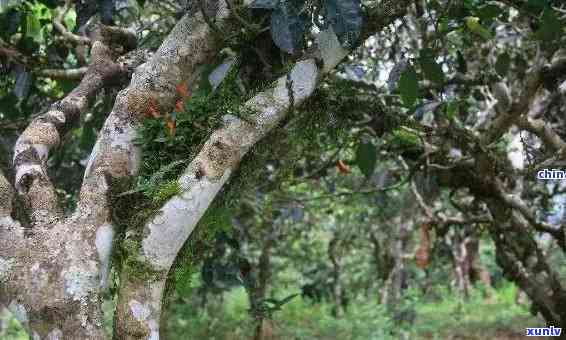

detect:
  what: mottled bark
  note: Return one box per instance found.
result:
[1,23,137,339]
[449,228,473,299]
[13,25,135,225]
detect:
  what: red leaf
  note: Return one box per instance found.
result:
[337,160,351,174]
[166,116,176,136]
[415,223,432,268]
[176,82,189,98]
[145,98,161,118]
[175,99,185,112]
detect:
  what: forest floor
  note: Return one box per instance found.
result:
[0,283,552,339]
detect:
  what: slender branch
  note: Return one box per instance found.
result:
[53,0,91,45]
[38,67,88,80]
[516,115,566,152]
[494,179,566,250]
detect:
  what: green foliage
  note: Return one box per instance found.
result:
[120,235,165,281]
[172,201,234,297]
[254,0,363,54]
[0,309,27,340]
[465,16,494,40]
[164,283,539,340]
[495,52,511,77]
[456,50,467,73]
[411,283,537,339]
[398,65,419,107]
[355,137,377,179]
[389,128,421,151]
[26,1,51,43]
[132,62,245,201]
[535,8,562,42]
[152,180,181,205]
[419,48,445,84]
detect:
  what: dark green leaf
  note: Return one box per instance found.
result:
[79,125,96,150]
[270,2,307,54]
[325,0,363,48]
[355,139,377,178]
[37,0,57,8]
[495,52,511,77]
[445,101,458,120]
[398,65,419,107]
[523,0,547,15]
[475,4,502,21]
[58,79,79,94]
[419,48,444,84]
[387,59,408,91]
[535,8,561,42]
[456,50,467,74]
[24,12,42,43]
[250,0,279,9]
[465,16,494,40]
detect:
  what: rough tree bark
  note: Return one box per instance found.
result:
[1,23,138,338]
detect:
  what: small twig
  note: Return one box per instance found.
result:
[38,67,88,80]
[199,0,225,38]
[226,0,257,32]
[53,0,91,45]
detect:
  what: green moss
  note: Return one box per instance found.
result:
[169,199,234,296]
[132,58,247,203]
[152,180,181,205]
[120,234,165,281]
[389,128,422,154]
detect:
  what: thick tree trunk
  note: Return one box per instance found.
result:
[450,231,473,299]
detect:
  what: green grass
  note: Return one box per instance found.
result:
[0,282,546,340]
[410,283,544,339]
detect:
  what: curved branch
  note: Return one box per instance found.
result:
[12,25,136,225]
[113,1,413,337]
[38,67,88,80]
[516,115,566,152]
[53,0,91,45]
